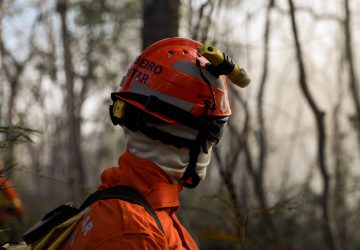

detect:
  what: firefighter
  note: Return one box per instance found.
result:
[0,175,25,244]
[64,37,249,249]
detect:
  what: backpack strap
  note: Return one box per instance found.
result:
[80,185,164,233]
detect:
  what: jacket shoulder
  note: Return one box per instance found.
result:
[64,199,168,250]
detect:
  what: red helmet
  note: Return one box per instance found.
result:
[112,37,231,124]
[110,37,235,188]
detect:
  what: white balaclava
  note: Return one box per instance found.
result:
[124,124,212,184]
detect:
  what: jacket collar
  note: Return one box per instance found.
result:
[98,149,182,210]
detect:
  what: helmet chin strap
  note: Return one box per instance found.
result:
[180,132,207,189]
[178,59,218,188]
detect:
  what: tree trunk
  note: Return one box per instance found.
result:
[0,13,30,176]
[287,1,337,250]
[57,0,86,196]
[343,0,360,150]
[142,0,180,49]
[332,36,348,250]
[255,0,278,242]
[190,0,215,43]
[214,87,250,249]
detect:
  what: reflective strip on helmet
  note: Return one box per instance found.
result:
[172,60,224,90]
[129,81,194,112]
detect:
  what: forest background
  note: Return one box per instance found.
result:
[1,0,360,249]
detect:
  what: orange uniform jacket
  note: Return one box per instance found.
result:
[64,149,199,250]
[0,176,24,223]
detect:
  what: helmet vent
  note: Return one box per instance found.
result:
[182,49,188,54]
[168,51,174,57]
